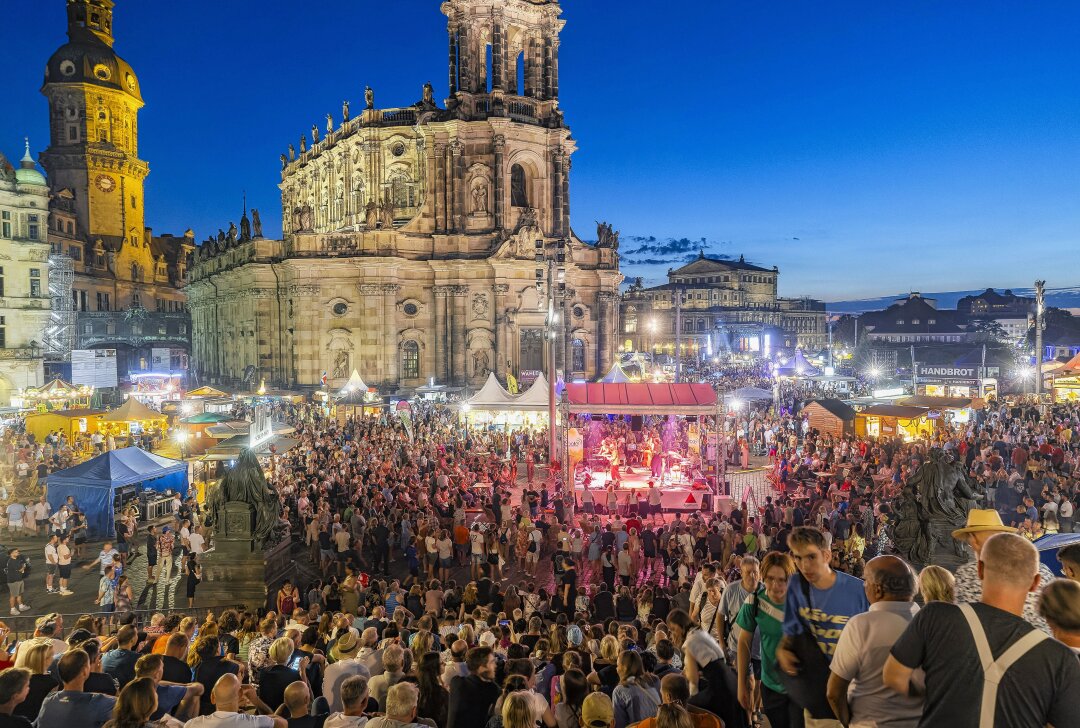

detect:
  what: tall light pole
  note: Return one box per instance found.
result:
[536,238,566,480]
[1034,280,1045,397]
[673,288,683,383]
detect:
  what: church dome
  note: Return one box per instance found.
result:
[43,37,142,102]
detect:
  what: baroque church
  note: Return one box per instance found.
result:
[187,0,622,391]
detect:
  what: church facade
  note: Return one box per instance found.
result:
[187,0,622,391]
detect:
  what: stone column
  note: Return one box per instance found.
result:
[597,291,614,375]
[562,295,572,376]
[434,142,446,233]
[382,284,400,388]
[358,283,381,378]
[551,39,560,99]
[551,149,564,239]
[448,24,458,95]
[562,155,571,237]
[450,141,465,232]
[434,286,449,382]
[493,135,506,231]
[542,32,554,100]
[491,15,504,91]
[459,23,472,93]
[451,285,468,385]
[524,36,536,98]
[494,283,508,376]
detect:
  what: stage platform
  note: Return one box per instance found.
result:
[574,468,711,511]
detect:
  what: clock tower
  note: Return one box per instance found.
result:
[40,0,149,260]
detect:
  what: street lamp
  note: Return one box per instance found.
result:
[174,429,189,459]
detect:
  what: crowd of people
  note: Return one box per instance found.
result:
[0,388,1078,727]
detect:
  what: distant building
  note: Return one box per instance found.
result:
[858,293,969,345]
[619,252,827,357]
[39,0,193,380]
[0,142,51,405]
[957,288,1034,318]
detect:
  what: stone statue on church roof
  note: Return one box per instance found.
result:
[365,85,375,109]
[252,209,263,238]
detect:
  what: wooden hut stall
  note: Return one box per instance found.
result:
[803,399,856,438]
[855,405,932,441]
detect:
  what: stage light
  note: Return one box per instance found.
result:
[730,399,742,410]
[869,367,881,379]
[174,430,188,443]
[461,403,472,413]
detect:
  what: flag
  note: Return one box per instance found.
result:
[321,371,328,386]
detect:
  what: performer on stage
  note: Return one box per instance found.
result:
[609,449,622,484]
[651,448,664,479]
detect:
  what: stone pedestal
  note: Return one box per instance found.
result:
[199,502,295,610]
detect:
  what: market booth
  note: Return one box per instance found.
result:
[855,404,932,441]
[24,409,105,446]
[897,395,983,425]
[802,399,856,438]
[44,447,188,538]
[178,412,233,454]
[98,397,169,446]
[565,382,719,511]
[463,373,550,428]
[1052,353,1080,403]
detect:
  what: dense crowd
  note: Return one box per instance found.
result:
[0,393,1078,727]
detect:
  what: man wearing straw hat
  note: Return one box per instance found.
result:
[952,509,1057,633]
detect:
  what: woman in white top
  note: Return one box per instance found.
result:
[667,608,742,728]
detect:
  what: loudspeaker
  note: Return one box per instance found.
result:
[631,416,642,431]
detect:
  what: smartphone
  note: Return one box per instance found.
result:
[288,654,303,671]
[6,642,16,656]
[498,620,510,627]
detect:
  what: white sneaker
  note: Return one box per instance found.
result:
[59,589,73,596]
[9,609,17,616]
[18,604,30,611]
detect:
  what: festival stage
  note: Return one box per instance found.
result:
[574,467,712,511]
[572,465,776,513]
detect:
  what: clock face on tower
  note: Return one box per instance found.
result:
[95,174,116,193]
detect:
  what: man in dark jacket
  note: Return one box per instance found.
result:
[592,584,615,621]
[447,647,499,728]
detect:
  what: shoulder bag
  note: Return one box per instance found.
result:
[775,574,834,720]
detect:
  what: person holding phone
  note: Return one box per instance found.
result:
[257,637,308,713]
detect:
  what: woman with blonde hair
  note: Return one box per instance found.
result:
[501,689,537,728]
[14,640,57,720]
[410,629,434,668]
[918,564,956,603]
[655,703,695,728]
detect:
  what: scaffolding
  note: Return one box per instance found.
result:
[43,254,75,361]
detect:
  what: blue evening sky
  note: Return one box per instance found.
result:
[4,1,1079,300]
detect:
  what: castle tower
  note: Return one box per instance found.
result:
[40,0,149,263]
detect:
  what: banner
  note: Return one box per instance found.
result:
[567,428,583,468]
[688,423,700,455]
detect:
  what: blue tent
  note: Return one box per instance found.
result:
[1034,533,1080,576]
[45,448,188,539]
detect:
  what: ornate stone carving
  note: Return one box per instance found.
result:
[358,284,382,295]
[493,284,510,294]
[472,292,489,316]
[433,286,453,298]
[379,283,401,294]
[450,285,469,297]
[288,284,320,296]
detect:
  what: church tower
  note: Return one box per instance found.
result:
[40,0,149,257]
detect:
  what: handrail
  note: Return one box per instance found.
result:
[3,603,247,642]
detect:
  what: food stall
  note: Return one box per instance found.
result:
[802,399,856,438]
[97,397,169,448]
[897,395,983,425]
[854,404,932,441]
[24,409,105,449]
[177,412,233,455]
[1052,353,1080,403]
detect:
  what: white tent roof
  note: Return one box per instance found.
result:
[514,373,551,410]
[730,386,774,401]
[336,370,369,398]
[465,373,519,410]
[599,362,633,383]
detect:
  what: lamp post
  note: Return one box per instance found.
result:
[536,238,566,481]
[1034,280,1045,398]
[174,429,189,460]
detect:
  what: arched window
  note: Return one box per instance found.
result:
[402,340,420,379]
[571,339,585,373]
[510,164,528,207]
[391,175,414,209]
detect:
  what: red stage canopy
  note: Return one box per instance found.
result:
[566,383,718,415]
